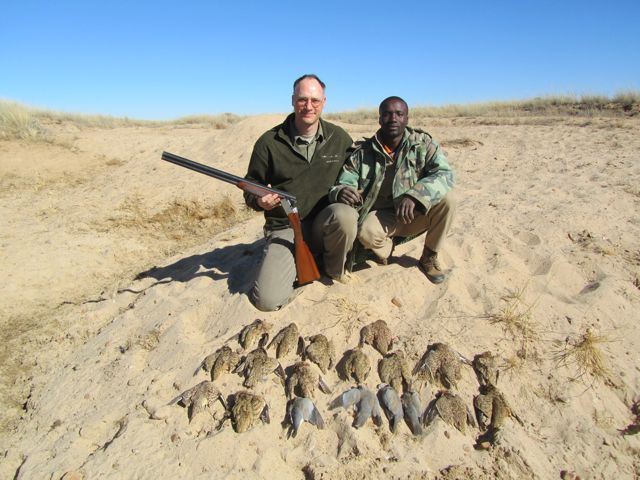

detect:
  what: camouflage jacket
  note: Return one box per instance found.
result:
[328,127,455,223]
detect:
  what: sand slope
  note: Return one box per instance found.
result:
[1,113,639,479]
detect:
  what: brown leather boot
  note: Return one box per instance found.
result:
[419,248,446,284]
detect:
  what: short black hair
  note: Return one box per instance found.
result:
[293,74,326,93]
[379,96,408,113]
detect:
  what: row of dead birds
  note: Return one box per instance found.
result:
[169,319,522,446]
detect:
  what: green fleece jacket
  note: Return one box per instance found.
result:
[244,113,353,232]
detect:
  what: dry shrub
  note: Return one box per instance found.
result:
[0,101,49,141]
[327,296,367,339]
[551,328,612,382]
[329,296,365,322]
[487,285,538,340]
[484,284,539,361]
[102,195,252,241]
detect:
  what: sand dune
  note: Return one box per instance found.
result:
[1,112,639,479]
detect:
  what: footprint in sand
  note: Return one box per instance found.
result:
[513,230,542,246]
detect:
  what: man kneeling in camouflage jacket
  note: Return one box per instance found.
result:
[325,96,456,283]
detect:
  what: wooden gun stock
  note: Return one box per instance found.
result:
[161,151,320,285]
[286,209,320,286]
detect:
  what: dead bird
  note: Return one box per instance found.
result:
[286,397,325,438]
[413,342,469,389]
[286,361,332,399]
[233,343,285,389]
[330,386,383,429]
[267,322,303,359]
[238,319,272,350]
[377,383,404,433]
[474,384,522,447]
[423,390,476,434]
[194,345,240,381]
[378,350,412,394]
[169,380,226,423]
[359,319,393,355]
[230,391,270,433]
[303,334,336,374]
[472,351,500,387]
[341,347,371,384]
[401,390,424,436]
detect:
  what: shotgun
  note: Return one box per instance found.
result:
[161,151,321,285]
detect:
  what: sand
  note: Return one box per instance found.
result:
[1,111,639,479]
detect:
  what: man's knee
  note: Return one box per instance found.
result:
[357,215,384,249]
[325,203,358,234]
[436,191,457,217]
[250,284,292,312]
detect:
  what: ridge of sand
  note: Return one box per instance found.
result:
[1,114,639,479]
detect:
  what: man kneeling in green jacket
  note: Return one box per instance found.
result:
[326,96,456,283]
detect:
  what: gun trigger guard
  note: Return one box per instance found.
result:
[280,198,295,215]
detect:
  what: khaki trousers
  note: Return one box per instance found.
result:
[250,204,358,311]
[359,193,456,260]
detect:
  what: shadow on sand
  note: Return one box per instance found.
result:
[125,240,264,295]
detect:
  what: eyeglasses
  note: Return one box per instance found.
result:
[295,97,323,108]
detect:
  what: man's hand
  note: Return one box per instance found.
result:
[337,186,363,207]
[257,184,281,210]
[396,196,416,224]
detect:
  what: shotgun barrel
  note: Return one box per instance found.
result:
[161,151,320,285]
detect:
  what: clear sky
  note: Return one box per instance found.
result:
[1,0,638,120]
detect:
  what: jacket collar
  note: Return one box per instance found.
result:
[279,113,328,145]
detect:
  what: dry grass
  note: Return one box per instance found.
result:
[137,328,162,351]
[551,327,613,382]
[0,101,50,141]
[326,92,640,124]
[326,296,367,339]
[441,137,483,148]
[567,230,617,256]
[484,284,539,360]
[0,99,244,142]
[100,195,253,241]
[487,284,538,340]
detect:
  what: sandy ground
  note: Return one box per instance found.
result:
[1,112,639,479]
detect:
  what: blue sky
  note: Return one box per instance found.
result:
[1,0,638,120]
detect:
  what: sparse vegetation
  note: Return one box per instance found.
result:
[137,328,162,351]
[101,194,253,241]
[327,296,367,339]
[567,230,617,256]
[551,327,613,382]
[326,92,640,124]
[485,284,538,360]
[0,100,244,142]
[0,101,49,141]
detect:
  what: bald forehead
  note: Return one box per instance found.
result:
[294,77,325,96]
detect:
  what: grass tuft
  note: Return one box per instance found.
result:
[100,195,253,241]
[488,284,538,340]
[551,327,612,381]
[484,284,539,361]
[0,101,49,141]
